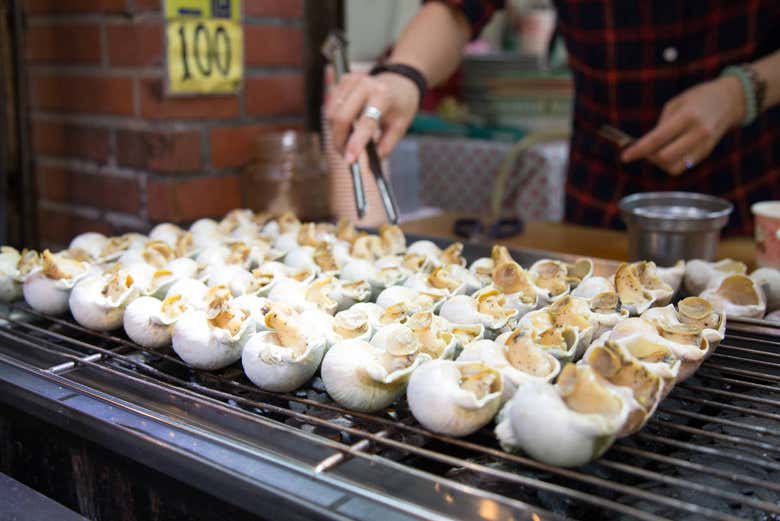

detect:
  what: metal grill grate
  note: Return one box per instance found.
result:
[1,301,779,521]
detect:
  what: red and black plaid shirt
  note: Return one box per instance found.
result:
[433,0,780,234]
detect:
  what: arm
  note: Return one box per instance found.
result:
[622,49,780,175]
[326,2,471,163]
[388,2,472,87]
[751,50,780,109]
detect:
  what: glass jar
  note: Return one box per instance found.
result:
[241,131,331,221]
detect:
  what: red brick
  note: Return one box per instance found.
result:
[245,74,304,116]
[147,176,241,222]
[24,0,127,15]
[31,120,110,163]
[244,25,302,67]
[38,208,115,247]
[131,0,160,12]
[107,22,163,67]
[116,129,201,172]
[37,165,67,202]
[139,77,240,119]
[37,165,141,214]
[30,74,134,116]
[209,123,303,169]
[244,0,302,18]
[26,23,101,64]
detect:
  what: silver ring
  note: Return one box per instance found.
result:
[362,105,382,122]
[684,157,695,170]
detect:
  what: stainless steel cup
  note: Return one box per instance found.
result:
[619,192,733,266]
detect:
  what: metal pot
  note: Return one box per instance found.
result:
[619,191,733,266]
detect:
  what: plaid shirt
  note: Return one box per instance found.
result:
[432,0,780,234]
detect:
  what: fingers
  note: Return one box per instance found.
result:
[621,106,690,163]
[326,73,414,162]
[650,126,709,175]
[325,72,363,118]
[377,120,408,158]
[328,79,371,155]
[668,142,710,176]
[344,87,390,164]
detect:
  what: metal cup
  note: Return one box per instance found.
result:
[619,192,733,266]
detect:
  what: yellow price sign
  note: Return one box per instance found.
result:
[165,0,240,21]
[165,0,242,95]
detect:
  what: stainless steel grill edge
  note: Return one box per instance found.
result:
[1,238,778,521]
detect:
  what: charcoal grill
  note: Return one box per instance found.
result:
[0,240,779,521]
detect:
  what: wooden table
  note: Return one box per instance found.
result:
[401,212,756,268]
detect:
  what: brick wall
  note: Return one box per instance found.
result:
[23,0,306,249]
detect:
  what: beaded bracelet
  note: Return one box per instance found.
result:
[721,64,767,127]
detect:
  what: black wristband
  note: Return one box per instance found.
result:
[370,63,428,108]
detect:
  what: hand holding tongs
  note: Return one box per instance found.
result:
[321,31,400,224]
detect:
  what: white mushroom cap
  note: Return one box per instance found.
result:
[166,278,209,309]
[407,240,442,260]
[656,260,685,295]
[123,295,184,348]
[495,365,628,467]
[23,271,71,314]
[206,265,253,297]
[149,223,183,248]
[376,285,419,309]
[69,271,139,331]
[189,218,221,248]
[231,294,271,331]
[571,276,614,300]
[321,339,429,413]
[407,360,503,437]
[700,274,766,319]
[171,308,252,370]
[0,247,22,302]
[69,232,107,259]
[22,251,91,314]
[273,232,299,254]
[750,267,780,312]
[684,258,746,295]
[459,337,560,403]
[242,323,326,393]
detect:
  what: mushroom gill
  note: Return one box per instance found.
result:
[678,296,722,330]
[715,274,761,306]
[532,261,568,296]
[557,364,623,415]
[41,250,85,280]
[265,304,308,356]
[379,224,406,255]
[587,342,662,409]
[440,242,465,266]
[458,363,501,400]
[143,241,176,268]
[206,286,247,336]
[492,261,535,302]
[503,330,556,377]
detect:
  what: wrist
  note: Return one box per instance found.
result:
[718,75,746,130]
[376,72,422,107]
[720,63,767,127]
[370,63,428,108]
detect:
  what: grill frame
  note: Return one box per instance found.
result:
[1,239,778,521]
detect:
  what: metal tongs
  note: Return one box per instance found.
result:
[321,31,400,224]
[597,124,635,149]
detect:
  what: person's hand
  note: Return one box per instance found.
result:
[621,76,746,175]
[325,72,420,163]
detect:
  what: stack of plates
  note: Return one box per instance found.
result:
[462,53,573,132]
[323,64,391,227]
